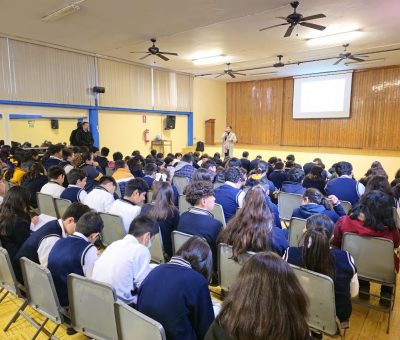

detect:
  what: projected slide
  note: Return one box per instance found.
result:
[293,72,353,119]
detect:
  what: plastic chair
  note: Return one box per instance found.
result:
[20,257,65,339]
[99,212,127,246]
[171,230,193,254]
[340,201,352,214]
[54,198,71,218]
[68,274,118,339]
[178,195,192,215]
[278,192,302,223]
[213,203,226,228]
[172,176,189,195]
[292,265,342,338]
[114,300,166,340]
[150,230,166,264]
[218,243,254,293]
[37,192,58,218]
[288,218,307,247]
[342,233,396,333]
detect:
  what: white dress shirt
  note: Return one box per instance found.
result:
[84,186,115,212]
[107,199,141,233]
[40,181,65,198]
[92,234,152,304]
[37,219,66,267]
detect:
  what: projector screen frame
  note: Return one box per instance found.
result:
[292,71,353,120]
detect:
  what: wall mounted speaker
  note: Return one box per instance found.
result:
[93,86,106,93]
[51,119,59,129]
[165,115,176,130]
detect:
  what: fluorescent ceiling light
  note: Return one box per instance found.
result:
[42,0,85,22]
[307,30,362,46]
[345,58,385,66]
[192,55,228,65]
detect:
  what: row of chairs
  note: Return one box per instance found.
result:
[36,192,71,219]
[0,247,166,339]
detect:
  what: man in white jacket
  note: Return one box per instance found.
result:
[221,126,237,158]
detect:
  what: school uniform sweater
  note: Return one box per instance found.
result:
[44,156,62,171]
[292,203,346,223]
[137,257,214,340]
[47,234,95,306]
[60,185,87,203]
[284,246,357,322]
[325,176,365,206]
[268,170,288,190]
[302,177,327,195]
[281,181,306,195]
[214,184,244,222]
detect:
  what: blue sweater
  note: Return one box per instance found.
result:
[284,246,356,322]
[60,186,83,202]
[269,227,289,256]
[268,170,288,190]
[292,203,346,223]
[325,177,363,206]
[137,261,214,340]
[281,181,306,195]
[214,184,243,222]
[44,157,61,171]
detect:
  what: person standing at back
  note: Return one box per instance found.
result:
[69,121,82,146]
[75,121,94,148]
[221,126,237,158]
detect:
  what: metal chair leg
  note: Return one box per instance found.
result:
[4,300,28,331]
[32,317,49,340]
[48,323,60,340]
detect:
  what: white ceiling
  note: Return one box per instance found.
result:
[1,0,400,81]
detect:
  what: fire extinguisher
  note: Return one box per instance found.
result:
[144,129,150,143]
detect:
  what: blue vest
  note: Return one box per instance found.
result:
[214,184,242,222]
[48,235,94,306]
[60,186,83,202]
[16,220,62,264]
[326,177,361,205]
[44,157,61,171]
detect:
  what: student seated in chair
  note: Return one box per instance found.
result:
[281,167,306,195]
[174,153,196,180]
[92,215,158,306]
[177,181,223,268]
[284,214,359,327]
[268,161,288,190]
[60,168,88,203]
[16,202,91,271]
[138,237,214,340]
[47,211,103,307]
[107,178,149,233]
[39,165,66,198]
[43,144,63,171]
[83,175,116,212]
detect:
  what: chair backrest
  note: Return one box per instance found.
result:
[37,192,58,218]
[393,207,400,230]
[340,200,352,214]
[292,265,338,336]
[99,213,126,246]
[289,218,307,247]
[147,190,154,204]
[171,231,193,255]
[218,243,254,292]
[54,198,71,219]
[0,247,19,296]
[178,195,192,215]
[278,192,302,221]
[150,230,165,264]
[342,233,396,284]
[20,257,62,323]
[172,176,189,195]
[213,203,226,228]
[68,274,118,339]
[114,301,166,340]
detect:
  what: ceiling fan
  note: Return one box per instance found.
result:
[273,55,285,67]
[333,44,369,65]
[259,1,326,37]
[215,63,246,78]
[130,38,178,61]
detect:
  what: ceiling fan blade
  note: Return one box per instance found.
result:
[215,74,224,78]
[301,14,326,21]
[159,52,178,56]
[333,58,344,65]
[229,73,236,79]
[284,25,295,37]
[139,54,151,60]
[348,56,366,62]
[276,16,288,20]
[156,53,169,61]
[353,54,369,58]
[299,22,326,31]
[130,51,148,54]
[259,23,289,31]
[232,72,246,76]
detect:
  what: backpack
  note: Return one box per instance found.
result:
[196,141,204,152]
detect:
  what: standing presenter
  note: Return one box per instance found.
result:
[221,126,237,158]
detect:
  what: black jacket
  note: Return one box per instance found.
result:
[75,129,94,147]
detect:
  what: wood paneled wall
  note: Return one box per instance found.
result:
[226,65,400,150]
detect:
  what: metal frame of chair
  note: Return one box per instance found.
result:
[288,217,307,247]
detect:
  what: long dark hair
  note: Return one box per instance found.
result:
[349,190,396,231]
[216,252,309,340]
[303,187,332,210]
[305,165,324,181]
[148,181,177,220]
[302,214,335,279]
[219,186,273,261]
[0,186,31,235]
[22,162,46,182]
[364,175,393,196]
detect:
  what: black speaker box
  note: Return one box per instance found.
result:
[51,119,59,129]
[93,86,106,93]
[165,115,176,130]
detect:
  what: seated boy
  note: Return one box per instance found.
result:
[60,168,88,202]
[83,176,116,212]
[40,166,66,198]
